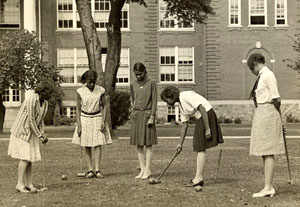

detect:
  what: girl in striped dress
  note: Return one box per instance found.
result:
[8,81,53,193]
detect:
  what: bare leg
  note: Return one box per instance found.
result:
[24,162,33,186]
[94,145,102,172]
[85,147,93,171]
[193,151,206,183]
[17,160,29,187]
[263,155,275,191]
[135,145,145,178]
[142,145,153,179]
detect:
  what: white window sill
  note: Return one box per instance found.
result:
[56,28,131,32]
[274,25,289,30]
[158,28,195,32]
[247,25,269,30]
[158,82,196,85]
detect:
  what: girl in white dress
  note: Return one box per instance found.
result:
[72,70,112,178]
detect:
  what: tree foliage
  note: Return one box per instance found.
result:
[286,34,300,73]
[0,30,63,94]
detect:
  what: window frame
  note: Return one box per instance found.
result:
[58,48,130,86]
[2,88,21,107]
[57,0,130,31]
[228,0,242,27]
[159,46,195,84]
[248,0,268,27]
[0,0,20,29]
[275,0,288,27]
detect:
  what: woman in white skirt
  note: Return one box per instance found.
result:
[247,53,285,197]
[8,81,53,193]
[72,70,112,179]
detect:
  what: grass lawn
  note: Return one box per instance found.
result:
[0,137,300,207]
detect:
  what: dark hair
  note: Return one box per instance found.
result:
[81,70,98,83]
[133,62,147,74]
[35,80,54,94]
[160,86,180,102]
[247,53,265,70]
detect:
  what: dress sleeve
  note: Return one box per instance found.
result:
[151,80,157,117]
[26,95,42,137]
[266,73,280,99]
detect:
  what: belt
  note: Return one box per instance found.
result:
[133,108,151,111]
[81,110,101,115]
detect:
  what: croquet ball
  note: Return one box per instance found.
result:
[148,178,156,184]
[61,175,68,180]
[195,186,203,192]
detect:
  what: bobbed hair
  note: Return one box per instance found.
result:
[160,86,180,102]
[81,70,98,84]
[133,62,147,74]
[247,53,265,70]
[35,80,54,95]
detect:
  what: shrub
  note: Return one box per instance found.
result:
[156,116,167,124]
[223,116,233,124]
[110,90,131,129]
[217,116,224,124]
[286,114,300,123]
[58,116,74,125]
[234,117,242,124]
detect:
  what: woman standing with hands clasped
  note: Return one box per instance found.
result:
[72,70,112,179]
[247,53,284,198]
[160,86,223,187]
[130,62,158,180]
[8,81,53,193]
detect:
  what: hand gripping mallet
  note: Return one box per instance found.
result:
[39,143,48,192]
[280,103,296,185]
[77,147,85,177]
[149,150,180,185]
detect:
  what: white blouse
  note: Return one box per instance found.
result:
[179,91,212,122]
[256,66,280,104]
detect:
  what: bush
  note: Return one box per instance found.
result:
[156,116,167,124]
[58,116,74,125]
[234,117,242,124]
[223,116,233,124]
[286,114,300,123]
[110,90,131,129]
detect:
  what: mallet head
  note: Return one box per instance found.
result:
[148,178,161,185]
[77,173,86,177]
[38,187,48,192]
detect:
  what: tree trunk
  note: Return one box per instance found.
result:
[76,0,104,79]
[0,95,6,134]
[76,0,125,141]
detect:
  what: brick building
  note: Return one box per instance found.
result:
[2,0,300,127]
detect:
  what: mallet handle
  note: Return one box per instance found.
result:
[157,152,179,181]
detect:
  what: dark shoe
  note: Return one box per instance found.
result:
[86,171,95,179]
[25,185,38,193]
[95,171,104,179]
[185,180,204,187]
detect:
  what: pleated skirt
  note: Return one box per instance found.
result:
[250,104,285,156]
[193,109,224,152]
[130,110,157,146]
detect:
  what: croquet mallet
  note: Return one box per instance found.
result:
[214,149,223,181]
[77,147,85,177]
[149,150,180,185]
[281,103,296,185]
[39,143,48,192]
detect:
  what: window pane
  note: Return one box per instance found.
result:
[0,0,20,28]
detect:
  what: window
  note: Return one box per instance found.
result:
[275,0,287,26]
[60,107,67,117]
[249,0,267,26]
[58,48,130,85]
[2,88,21,107]
[70,107,76,119]
[160,47,194,83]
[58,0,129,30]
[167,105,180,123]
[228,0,241,26]
[0,0,20,28]
[159,0,193,30]
[117,48,130,84]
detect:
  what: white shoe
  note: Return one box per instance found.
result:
[135,171,144,179]
[252,188,275,198]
